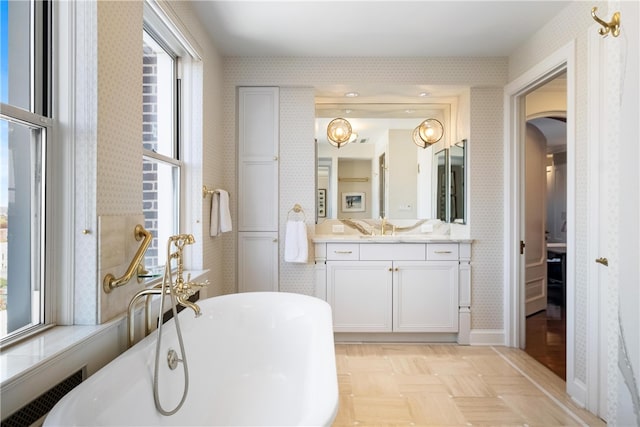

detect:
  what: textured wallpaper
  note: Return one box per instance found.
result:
[468,88,504,330]
[279,88,316,295]
[73,0,145,324]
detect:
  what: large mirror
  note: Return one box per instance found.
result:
[315,103,465,223]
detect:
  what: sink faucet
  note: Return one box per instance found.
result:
[380,217,387,235]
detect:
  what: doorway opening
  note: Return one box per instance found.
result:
[504,41,580,402]
[523,87,567,379]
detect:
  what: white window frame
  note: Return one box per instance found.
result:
[141,8,186,271]
[0,0,56,347]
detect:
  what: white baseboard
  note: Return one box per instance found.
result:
[469,329,505,346]
[567,375,587,408]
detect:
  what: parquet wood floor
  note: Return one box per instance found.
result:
[333,343,605,426]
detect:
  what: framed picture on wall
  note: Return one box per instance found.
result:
[317,188,326,218]
[342,192,365,212]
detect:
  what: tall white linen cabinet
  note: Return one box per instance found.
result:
[237,87,280,292]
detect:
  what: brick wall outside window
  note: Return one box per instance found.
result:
[142,42,160,266]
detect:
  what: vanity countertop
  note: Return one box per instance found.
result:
[312,234,473,243]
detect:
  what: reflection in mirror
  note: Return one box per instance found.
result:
[434,149,448,221]
[316,103,450,221]
[450,140,466,223]
[433,140,467,224]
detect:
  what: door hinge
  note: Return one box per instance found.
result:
[520,240,526,254]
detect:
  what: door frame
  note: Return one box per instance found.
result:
[503,41,582,400]
[586,23,608,418]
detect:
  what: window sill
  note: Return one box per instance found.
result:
[0,316,124,388]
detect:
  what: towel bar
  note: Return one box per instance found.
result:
[203,185,230,198]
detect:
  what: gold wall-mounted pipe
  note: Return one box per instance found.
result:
[103,224,153,293]
[591,6,621,38]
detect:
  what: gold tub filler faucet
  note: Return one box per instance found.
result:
[127,233,209,416]
[127,233,208,348]
[167,233,208,316]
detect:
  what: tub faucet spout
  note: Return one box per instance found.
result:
[177,295,201,317]
[174,272,208,317]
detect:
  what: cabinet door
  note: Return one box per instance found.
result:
[238,232,278,292]
[327,261,392,332]
[393,261,459,332]
[238,87,279,231]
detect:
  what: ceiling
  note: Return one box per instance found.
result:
[189,1,570,146]
[190,1,572,58]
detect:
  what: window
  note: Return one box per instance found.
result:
[0,0,52,343]
[142,28,180,269]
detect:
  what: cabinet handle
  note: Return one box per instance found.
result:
[334,250,352,254]
[434,250,452,254]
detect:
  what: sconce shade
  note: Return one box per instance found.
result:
[414,118,444,148]
[327,118,353,148]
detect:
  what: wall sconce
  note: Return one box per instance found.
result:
[413,118,444,148]
[327,118,352,148]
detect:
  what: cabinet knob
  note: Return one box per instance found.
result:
[388,268,393,272]
[272,238,278,243]
[273,156,278,161]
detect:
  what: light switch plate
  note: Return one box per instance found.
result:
[332,224,345,233]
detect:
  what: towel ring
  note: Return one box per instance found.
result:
[288,204,306,221]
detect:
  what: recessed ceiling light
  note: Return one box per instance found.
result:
[344,92,359,98]
[419,92,430,97]
[344,109,352,114]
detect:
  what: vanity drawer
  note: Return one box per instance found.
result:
[327,243,360,260]
[360,243,425,261]
[426,243,459,260]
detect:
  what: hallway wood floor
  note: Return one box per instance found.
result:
[525,304,566,380]
[333,343,603,426]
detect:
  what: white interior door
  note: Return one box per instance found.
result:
[613,0,640,423]
[524,123,548,316]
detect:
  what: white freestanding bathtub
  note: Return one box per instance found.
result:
[44,292,338,426]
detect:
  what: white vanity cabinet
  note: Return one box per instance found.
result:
[316,240,471,343]
[327,261,392,332]
[393,260,459,332]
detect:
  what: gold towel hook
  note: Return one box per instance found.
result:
[591,7,621,38]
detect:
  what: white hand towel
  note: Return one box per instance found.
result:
[210,192,220,237]
[210,189,232,237]
[217,189,232,233]
[284,220,308,263]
